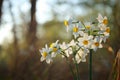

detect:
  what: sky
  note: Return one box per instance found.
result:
[0,23,13,44]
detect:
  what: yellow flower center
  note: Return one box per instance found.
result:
[64,20,69,27]
[53,47,58,52]
[73,27,78,32]
[50,43,58,52]
[94,42,99,47]
[43,52,47,58]
[86,25,91,29]
[106,28,110,33]
[103,19,108,25]
[50,43,54,48]
[83,40,88,45]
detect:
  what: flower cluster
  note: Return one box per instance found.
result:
[39,14,110,64]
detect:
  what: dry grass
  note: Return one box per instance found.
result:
[109,49,120,80]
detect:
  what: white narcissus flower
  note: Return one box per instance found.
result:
[78,31,85,37]
[100,35,109,43]
[91,37,103,51]
[60,42,72,57]
[64,17,74,32]
[78,33,93,49]
[103,27,110,37]
[84,22,93,30]
[75,49,89,64]
[98,23,106,31]
[72,25,81,39]
[69,39,79,50]
[50,40,61,57]
[98,26,110,43]
[69,39,77,47]
[97,13,108,25]
[39,44,52,64]
[71,23,85,39]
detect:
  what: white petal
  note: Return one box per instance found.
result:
[99,44,103,48]
[75,55,81,64]
[79,31,84,36]
[51,53,57,57]
[103,37,107,43]
[78,38,83,43]
[84,33,88,39]
[56,40,59,44]
[81,58,86,62]
[69,39,76,46]
[46,59,51,64]
[84,49,89,54]
[45,44,48,48]
[66,27,69,32]
[104,16,107,19]
[68,48,73,54]
[40,57,45,62]
[97,13,103,22]
[91,45,95,49]
[75,54,79,59]
[88,35,93,40]
[99,37,103,43]
[73,33,76,38]
[61,55,65,58]
[93,47,97,52]
[65,51,70,57]
[77,60,81,64]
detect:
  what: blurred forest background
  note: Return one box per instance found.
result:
[0,0,120,80]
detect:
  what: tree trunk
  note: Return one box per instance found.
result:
[0,0,3,24]
[8,1,20,79]
[112,0,120,54]
[27,0,37,49]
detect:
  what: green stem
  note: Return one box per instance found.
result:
[67,60,76,80]
[74,58,78,80]
[73,48,81,80]
[89,49,92,80]
[75,62,80,80]
[60,51,76,80]
[73,55,80,80]
[77,63,80,80]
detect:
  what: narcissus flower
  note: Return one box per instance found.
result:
[84,22,93,30]
[78,33,93,49]
[72,25,81,39]
[75,49,89,64]
[91,37,103,51]
[97,13,108,25]
[68,40,79,54]
[69,39,79,50]
[50,40,61,57]
[60,42,72,57]
[39,44,52,64]
[64,17,73,32]
[98,26,110,42]
[103,27,110,36]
